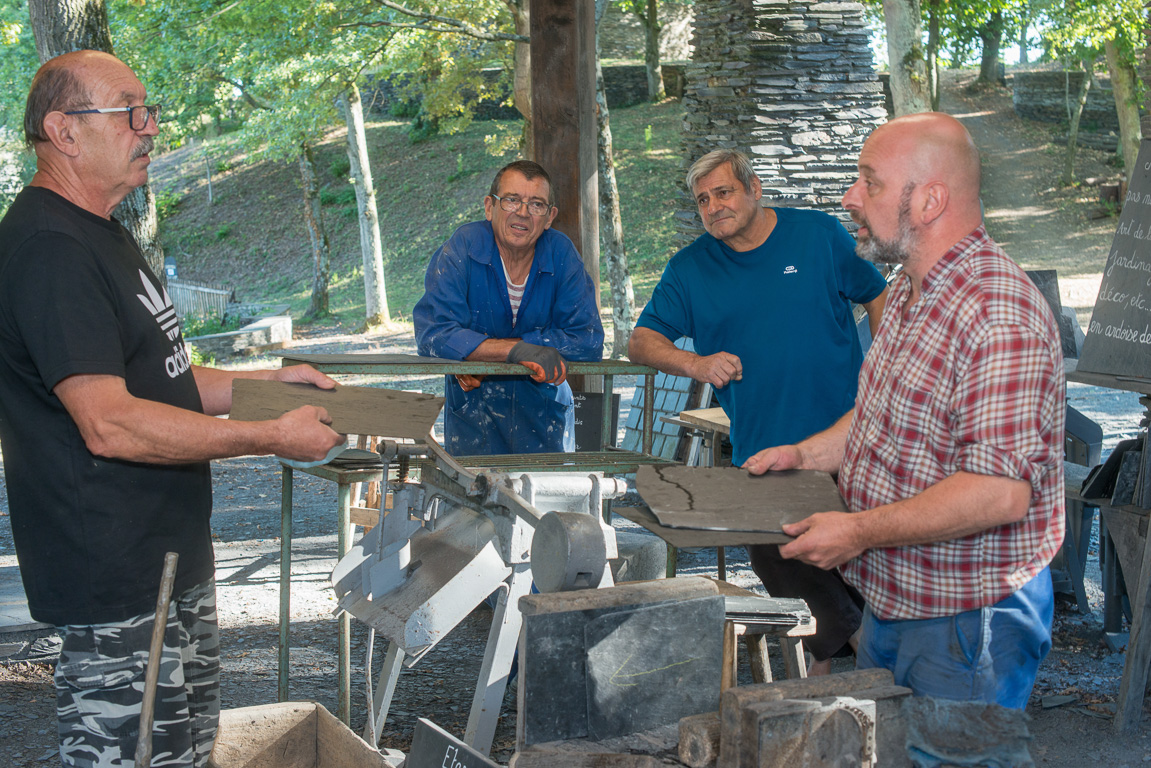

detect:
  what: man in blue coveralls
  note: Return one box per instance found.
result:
[629,149,888,675]
[414,160,604,456]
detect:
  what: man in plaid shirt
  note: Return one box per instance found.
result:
[745,112,1065,709]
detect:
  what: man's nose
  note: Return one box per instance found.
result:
[842,180,862,210]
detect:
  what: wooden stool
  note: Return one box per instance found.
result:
[708,579,816,689]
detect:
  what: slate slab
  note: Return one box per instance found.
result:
[517,578,723,749]
[635,466,847,533]
[229,379,443,439]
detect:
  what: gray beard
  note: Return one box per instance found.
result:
[856,234,911,265]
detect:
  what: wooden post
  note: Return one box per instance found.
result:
[529,0,600,304]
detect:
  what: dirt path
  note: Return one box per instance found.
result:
[939,70,1120,328]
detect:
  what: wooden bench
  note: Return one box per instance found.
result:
[708,578,815,689]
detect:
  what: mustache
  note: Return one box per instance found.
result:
[130,137,154,161]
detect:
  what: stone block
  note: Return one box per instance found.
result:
[517,578,724,749]
[610,529,668,583]
[739,696,876,768]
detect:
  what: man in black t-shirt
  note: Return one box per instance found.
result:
[0,50,345,768]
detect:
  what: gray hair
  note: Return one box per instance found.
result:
[489,160,554,206]
[686,149,758,195]
[23,59,91,148]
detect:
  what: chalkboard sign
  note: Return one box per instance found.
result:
[406,718,500,768]
[1077,138,1151,379]
[572,392,621,451]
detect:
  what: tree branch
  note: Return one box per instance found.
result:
[209,74,271,110]
[357,0,528,42]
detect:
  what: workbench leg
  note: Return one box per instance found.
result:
[745,635,771,683]
[364,641,405,747]
[717,547,726,581]
[337,481,353,725]
[721,621,737,690]
[666,546,678,578]
[466,563,533,756]
[278,466,294,703]
[781,638,808,680]
[1113,508,1151,732]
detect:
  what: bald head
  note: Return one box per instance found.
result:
[23,50,126,147]
[867,112,982,212]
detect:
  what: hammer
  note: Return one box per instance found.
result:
[134,552,179,768]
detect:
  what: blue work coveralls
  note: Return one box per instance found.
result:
[413,220,604,456]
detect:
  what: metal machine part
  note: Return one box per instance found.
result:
[329,437,627,755]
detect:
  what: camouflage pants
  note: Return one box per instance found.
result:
[54,578,220,768]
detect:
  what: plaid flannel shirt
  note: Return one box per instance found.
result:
[839,226,1066,620]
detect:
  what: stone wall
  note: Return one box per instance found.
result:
[678,0,886,243]
[598,1,695,62]
[1012,71,1119,131]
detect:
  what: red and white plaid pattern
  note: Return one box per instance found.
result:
[839,226,1066,620]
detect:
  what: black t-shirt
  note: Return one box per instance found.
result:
[0,186,214,625]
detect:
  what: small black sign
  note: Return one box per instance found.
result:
[405,718,500,768]
[572,392,621,451]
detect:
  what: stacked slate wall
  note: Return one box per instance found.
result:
[1012,71,1119,132]
[678,0,886,243]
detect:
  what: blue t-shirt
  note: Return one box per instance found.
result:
[636,207,886,465]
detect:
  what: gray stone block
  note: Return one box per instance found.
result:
[610,529,669,583]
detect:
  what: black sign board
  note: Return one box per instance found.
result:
[406,718,500,768]
[572,391,621,451]
[1077,139,1151,380]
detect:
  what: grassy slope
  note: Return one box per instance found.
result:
[153,99,684,331]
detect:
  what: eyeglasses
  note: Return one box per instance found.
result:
[491,194,551,217]
[63,105,161,131]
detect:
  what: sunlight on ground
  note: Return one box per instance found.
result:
[985,205,1056,220]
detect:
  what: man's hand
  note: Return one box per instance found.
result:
[743,444,804,475]
[273,405,345,462]
[779,512,866,570]
[506,341,567,385]
[688,352,742,388]
[455,374,486,392]
[271,364,337,390]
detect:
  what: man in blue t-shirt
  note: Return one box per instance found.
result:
[629,149,888,675]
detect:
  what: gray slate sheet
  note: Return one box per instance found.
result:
[634,465,847,534]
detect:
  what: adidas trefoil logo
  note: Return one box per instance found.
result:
[135,270,191,379]
[136,269,180,341]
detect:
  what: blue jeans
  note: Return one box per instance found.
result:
[856,568,1053,709]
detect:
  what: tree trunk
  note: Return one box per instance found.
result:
[977,10,1004,84]
[1105,38,1142,182]
[505,0,533,157]
[1017,18,1028,65]
[338,83,389,329]
[1063,60,1093,186]
[27,0,165,283]
[882,0,930,115]
[642,0,665,102]
[595,0,636,358]
[299,144,331,320]
[925,0,941,111]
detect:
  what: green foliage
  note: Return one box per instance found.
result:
[320,185,357,206]
[215,224,233,240]
[329,156,351,179]
[154,190,183,222]
[182,312,243,337]
[186,343,214,367]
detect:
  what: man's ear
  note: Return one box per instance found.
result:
[483,195,495,222]
[920,181,948,226]
[542,204,558,230]
[750,174,763,202]
[40,112,81,157]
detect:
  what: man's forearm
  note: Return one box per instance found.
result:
[466,338,521,362]
[855,471,1032,549]
[628,328,698,377]
[795,410,854,473]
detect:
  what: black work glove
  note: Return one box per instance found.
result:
[506,341,567,385]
